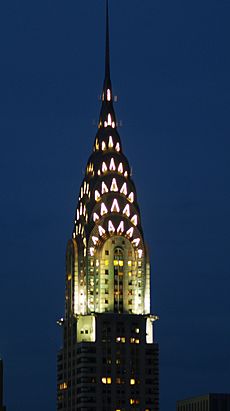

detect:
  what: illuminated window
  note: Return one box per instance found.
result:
[101,203,108,216]
[131,215,138,226]
[77,209,79,220]
[115,142,120,152]
[93,212,99,222]
[110,178,118,192]
[98,225,106,236]
[108,114,112,126]
[130,399,135,405]
[126,227,134,238]
[128,260,132,267]
[117,221,124,234]
[124,171,128,177]
[95,139,99,150]
[130,379,136,385]
[111,199,120,213]
[108,136,113,148]
[128,192,134,203]
[102,141,107,151]
[107,89,111,101]
[102,162,107,173]
[80,203,83,215]
[92,236,99,245]
[59,382,68,390]
[120,183,127,196]
[135,328,140,333]
[102,181,108,194]
[102,377,112,384]
[118,163,123,173]
[109,158,116,171]
[132,238,140,247]
[123,204,130,217]
[138,249,143,258]
[108,220,115,233]
[95,190,100,201]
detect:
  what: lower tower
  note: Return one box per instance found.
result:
[57,2,159,410]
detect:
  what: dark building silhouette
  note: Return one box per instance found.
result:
[57,2,159,410]
[0,359,6,411]
[177,394,230,411]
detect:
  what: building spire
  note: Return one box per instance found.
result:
[98,0,116,128]
[105,0,110,81]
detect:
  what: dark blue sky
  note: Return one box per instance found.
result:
[0,0,230,410]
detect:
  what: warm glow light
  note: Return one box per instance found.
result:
[138,249,143,258]
[130,379,136,385]
[118,163,123,173]
[102,182,109,194]
[123,204,130,217]
[128,192,134,203]
[102,162,107,173]
[77,209,79,220]
[126,227,134,238]
[108,220,115,233]
[108,114,112,126]
[90,247,94,256]
[108,136,113,148]
[95,190,100,201]
[93,213,99,222]
[115,142,120,152]
[131,215,138,226]
[107,89,111,101]
[117,221,124,233]
[109,158,116,171]
[92,236,99,245]
[124,171,128,177]
[120,182,128,196]
[101,203,108,216]
[111,199,120,213]
[132,238,140,247]
[102,141,106,151]
[80,203,83,215]
[95,139,99,150]
[98,225,106,236]
[110,178,118,192]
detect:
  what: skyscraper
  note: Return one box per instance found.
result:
[57,2,159,410]
[0,359,6,411]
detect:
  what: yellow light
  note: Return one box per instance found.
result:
[95,139,99,150]
[101,203,108,216]
[102,377,107,384]
[119,260,123,267]
[102,141,106,150]
[98,225,105,236]
[109,158,116,171]
[108,220,115,233]
[110,178,118,192]
[130,399,135,405]
[102,162,108,173]
[128,192,134,203]
[108,136,113,148]
[118,162,123,173]
[107,377,112,384]
[123,204,130,217]
[59,382,68,390]
[130,378,136,385]
[93,212,99,222]
[128,261,132,267]
[120,182,128,196]
[114,260,119,266]
[127,227,134,238]
[117,221,124,234]
[115,142,120,152]
[131,214,138,226]
[105,260,109,266]
[68,274,71,281]
[102,181,108,194]
[95,190,100,201]
[111,198,120,213]
[132,238,140,247]
[135,339,140,344]
[92,236,99,245]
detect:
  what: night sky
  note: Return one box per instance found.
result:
[0,0,230,410]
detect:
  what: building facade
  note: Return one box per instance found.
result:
[177,394,230,411]
[0,359,6,411]
[57,2,159,410]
